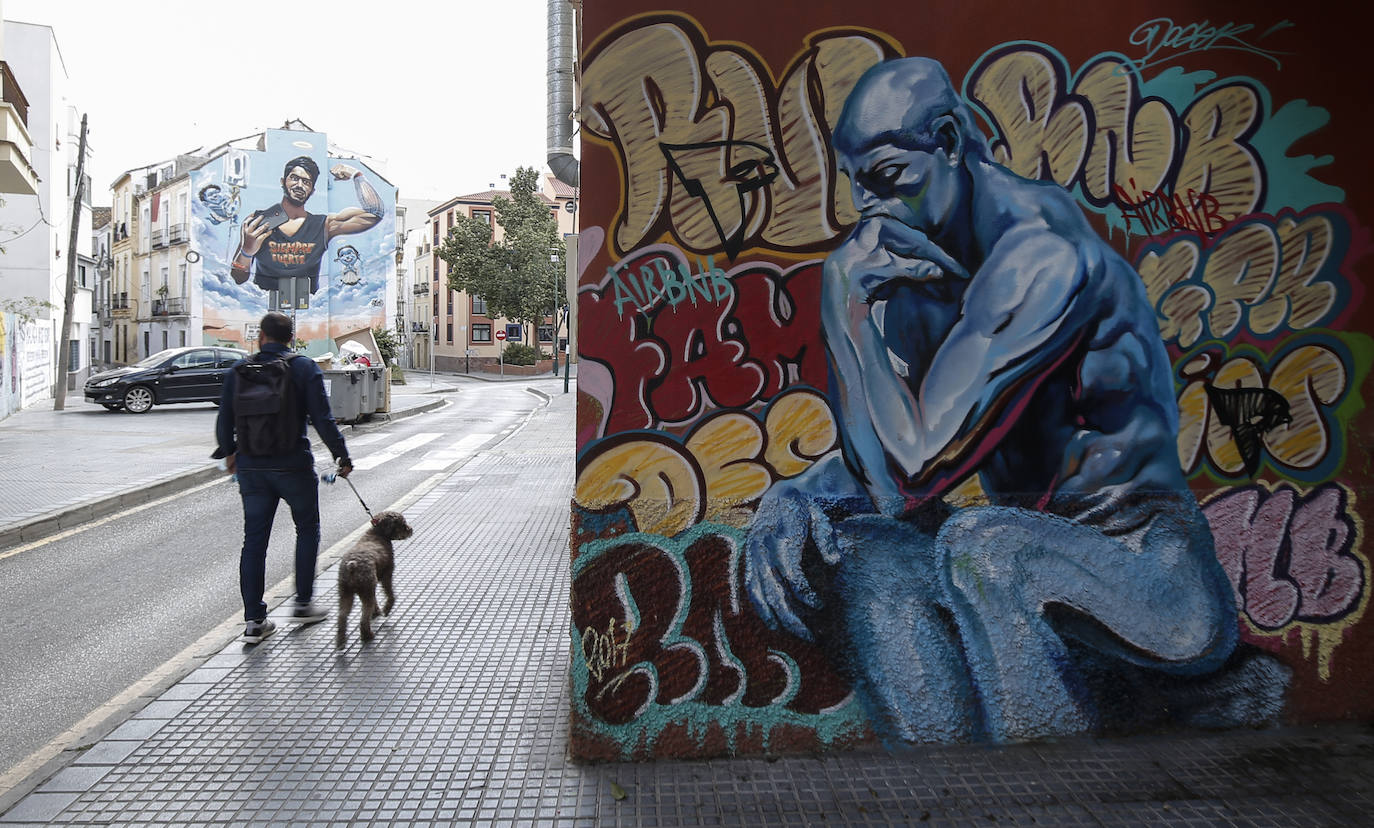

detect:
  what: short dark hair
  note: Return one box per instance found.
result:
[259,312,294,344]
[282,156,319,184]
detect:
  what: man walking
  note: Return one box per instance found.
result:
[213,312,353,643]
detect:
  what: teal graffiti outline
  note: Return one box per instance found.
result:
[570,522,865,757]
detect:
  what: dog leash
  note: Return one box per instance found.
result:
[321,470,375,522]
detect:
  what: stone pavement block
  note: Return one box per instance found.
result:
[69,740,140,766]
[0,792,79,823]
[35,765,111,793]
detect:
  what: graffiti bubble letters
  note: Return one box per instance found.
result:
[580,250,827,432]
[1176,339,1352,481]
[661,141,780,259]
[1136,209,1351,348]
[575,389,837,535]
[1127,18,1292,74]
[583,17,892,257]
[967,44,1264,225]
[1203,482,1364,633]
[571,529,852,733]
[606,255,733,318]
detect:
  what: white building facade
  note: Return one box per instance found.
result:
[0,19,94,407]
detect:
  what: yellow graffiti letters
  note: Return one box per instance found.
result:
[969,49,1088,186]
[1137,213,1341,346]
[583,18,889,256]
[967,45,1263,227]
[575,390,839,532]
[1176,84,1263,222]
[686,412,772,524]
[575,439,704,536]
[1073,58,1176,204]
[762,390,836,479]
[1177,344,1347,477]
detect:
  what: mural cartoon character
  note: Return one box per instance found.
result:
[230,155,385,298]
[335,244,363,286]
[742,57,1284,743]
[197,183,240,226]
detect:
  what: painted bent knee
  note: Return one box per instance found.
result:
[938,506,1237,673]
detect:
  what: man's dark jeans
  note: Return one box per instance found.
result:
[237,468,321,622]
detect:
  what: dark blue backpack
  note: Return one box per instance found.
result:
[233,353,302,456]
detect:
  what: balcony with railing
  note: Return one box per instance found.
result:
[413,283,430,295]
[152,296,188,317]
[168,223,188,244]
[150,228,166,248]
[0,60,37,196]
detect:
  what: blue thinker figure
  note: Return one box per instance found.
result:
[742,57,1264,743]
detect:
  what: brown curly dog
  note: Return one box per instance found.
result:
[336,510,414,649]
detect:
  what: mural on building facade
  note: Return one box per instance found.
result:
[189,129,396,354]
[572,8,1373,759]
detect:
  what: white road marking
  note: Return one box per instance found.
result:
[351,432,442,470]
[342,431,390,448]
[408,433,495,471]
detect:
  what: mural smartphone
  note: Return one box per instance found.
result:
[256,205,289,231]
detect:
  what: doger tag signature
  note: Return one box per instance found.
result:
[1124,17,1293,73]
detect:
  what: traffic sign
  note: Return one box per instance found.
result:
[495,329,507,341]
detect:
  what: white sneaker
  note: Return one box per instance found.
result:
[243,618,277,643]
[288,600,327,624]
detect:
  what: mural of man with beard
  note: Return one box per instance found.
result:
[229,155,385,304]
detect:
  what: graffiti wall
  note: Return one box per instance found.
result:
[571,1,1374,759]
[0,313,52,419]
[189,129,396,354]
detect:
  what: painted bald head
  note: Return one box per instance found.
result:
[834,58,989,234]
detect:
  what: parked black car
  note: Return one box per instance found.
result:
[85,346,249,413]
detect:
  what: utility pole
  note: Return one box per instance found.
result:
[54,113,88,410]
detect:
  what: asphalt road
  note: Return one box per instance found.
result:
[0,379,549,780]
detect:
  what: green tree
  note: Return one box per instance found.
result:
[438,166,564,353]
[372,325,399,364]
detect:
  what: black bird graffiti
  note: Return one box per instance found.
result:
[660,139,779,261]
[1204,383,1293,477]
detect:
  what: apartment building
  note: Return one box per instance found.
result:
[106,156,202,362]
[424,174,577,373]
[107,122,396,364]
[0,18,94,410]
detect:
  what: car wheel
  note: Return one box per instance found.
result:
[123,385,154,414]
[101,403,123,411]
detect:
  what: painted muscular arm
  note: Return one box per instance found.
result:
[326,164,385,238]
[830,224,1090,507]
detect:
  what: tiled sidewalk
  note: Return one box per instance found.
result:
[3,389,1373,826]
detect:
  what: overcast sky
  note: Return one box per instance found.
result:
[4,0,554,203]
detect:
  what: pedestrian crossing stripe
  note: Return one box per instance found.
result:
[351,432,443,470]
[409,433,496,471]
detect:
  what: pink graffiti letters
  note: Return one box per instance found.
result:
[1126,17,1293,74]
[1203,483,1364,631]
